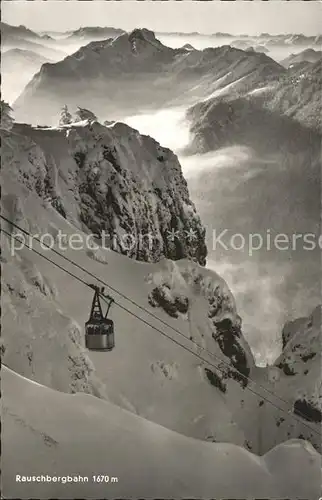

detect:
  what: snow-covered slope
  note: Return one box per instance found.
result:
[1,207,251,448]
[13,28,284,125]
[1,121,251,447]
[3,366,321,500]
[1,121,321,456]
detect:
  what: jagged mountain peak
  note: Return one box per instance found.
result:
[37,28,169,74]
[129,28,157,41]
[113,27,170,54]
[128,28,167,48]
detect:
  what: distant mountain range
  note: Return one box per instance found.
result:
[1,21,54,42]
[1,22,66,61]
[2,47,51,68]
[157,31,321,43]
[2,22,321,44]
[13,28,285,125]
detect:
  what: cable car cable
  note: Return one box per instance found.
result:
[2,214,318,423]
[1,216,320,433]
[1,226,321,438]
[1,214,313,414]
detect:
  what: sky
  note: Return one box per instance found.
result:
[2,1,322,36]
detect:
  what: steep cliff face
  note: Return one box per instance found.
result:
[2,121,207,265]
[1,124,250,446]
[1,249,106,398]
[250,306,322,455]
[2,119,321,455]
[0,119,261,450]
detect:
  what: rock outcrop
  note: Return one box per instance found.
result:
[2,120,207,265]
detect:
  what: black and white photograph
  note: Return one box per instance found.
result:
[1,1,321,498]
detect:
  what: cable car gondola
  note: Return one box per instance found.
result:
[85,285,115,351]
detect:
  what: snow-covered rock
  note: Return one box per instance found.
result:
[246,305,322,454]
[275,306,322,425]
[74,106,97,123]
[1,121,207,265]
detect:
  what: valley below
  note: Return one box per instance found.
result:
[124,103,321,364]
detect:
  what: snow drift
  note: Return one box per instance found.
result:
[2,366,321,500]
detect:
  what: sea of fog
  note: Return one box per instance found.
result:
[2,30,314,104]
[123,106,320,366]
